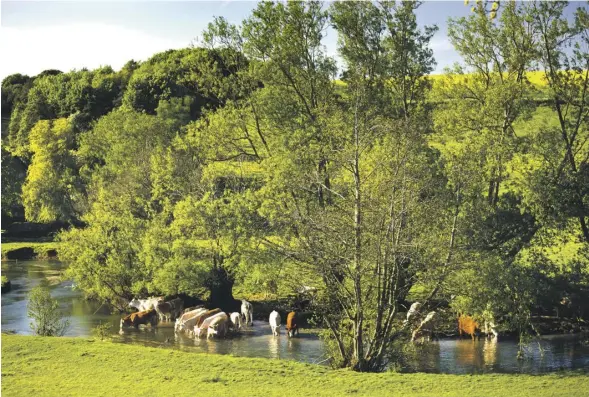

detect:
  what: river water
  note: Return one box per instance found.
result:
[2,260,589,373]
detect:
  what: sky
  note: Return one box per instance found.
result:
[0,1,584,79]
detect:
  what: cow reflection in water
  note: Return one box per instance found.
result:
[287,337,303,355]
[268,334,280,359]
[483,338,498,368]
[455,340,485,368]
[204,338,221,354]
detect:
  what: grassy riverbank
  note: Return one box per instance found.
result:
[2,334,587,397]
[1,241,59,260]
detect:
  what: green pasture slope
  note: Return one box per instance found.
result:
[2,335,587,397]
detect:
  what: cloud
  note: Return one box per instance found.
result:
[430,37,454,53]
[0,23,188,78]
[428,37,461,74]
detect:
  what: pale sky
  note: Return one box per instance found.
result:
[0,1,584,80]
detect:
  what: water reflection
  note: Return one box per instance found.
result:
[268,334,280,359]
[455,339,485,368]
[3,260,589,373]
[483,338,498,369]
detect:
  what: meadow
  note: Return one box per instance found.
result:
[2,334,588,397]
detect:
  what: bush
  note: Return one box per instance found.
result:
[92,322,112,341]
[27,284,70,336]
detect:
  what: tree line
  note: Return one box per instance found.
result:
[1,0,588,371]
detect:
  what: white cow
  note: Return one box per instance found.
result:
[207,313,230,339]
[411,311,437,342]
[175,308,207,333]
[129,296,162,312]
[194,312,227,338]
[241,300,253,326]
[269,310,281,336]
[404,302,422,325]
[229,312,242,332]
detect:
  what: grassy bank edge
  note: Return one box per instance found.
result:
[2,334,588,397]
[1,241,60,260]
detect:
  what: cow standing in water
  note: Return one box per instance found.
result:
[175,308,207,334]
[155,298,183,322]
[129,297,162,312]
[404,302,422,325]
[458,315,481,341]
[120,309,158,329]
[241,300,253,326]
[411,311,437,342]
[269,310,281,336]
[195,312,227,338]
[286,312,299,338]
[229,312,242,332]
[207,313,230,339]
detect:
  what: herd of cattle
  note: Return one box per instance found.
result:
[120,297,299,339]
[121,297,498,342]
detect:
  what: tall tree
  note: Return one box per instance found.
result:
[527,1,589,242]
[21,117,82,222]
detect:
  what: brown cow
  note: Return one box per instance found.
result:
[286,312,299,338]
[195,308,222,328]
[120,309,158,329]
[458,315,480,340]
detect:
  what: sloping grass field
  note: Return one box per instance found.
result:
[2,334,588,397]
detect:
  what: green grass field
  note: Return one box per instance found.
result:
[2,334,587,397]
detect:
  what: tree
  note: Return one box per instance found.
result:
[1,73,32,133]
[60,109,178,308]
[21,117,82,223]
[28,284,70,336]
[1,147,26,219]
[122,47,243,118]
[437,0,537,206]
[525,1,589,242]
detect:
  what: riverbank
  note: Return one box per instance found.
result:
[2,334,587,397]
[1,241,59,260]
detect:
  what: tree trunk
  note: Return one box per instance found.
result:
[207,266,236,312]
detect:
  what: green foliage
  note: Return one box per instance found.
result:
[1,73,32,130]
[27,284,70,336]
[59,192,147,309]
[92,322,112,341]
[6,67,128,159]
[21,117,82,222]
[122,47,244,117]
[432,0,589,339]
[1,147,26,217]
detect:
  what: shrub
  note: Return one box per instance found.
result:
[27,284,70,336]
[92,322,112,341]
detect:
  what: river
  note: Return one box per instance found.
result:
[2,260,588,373]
